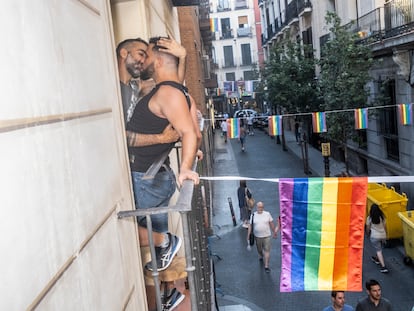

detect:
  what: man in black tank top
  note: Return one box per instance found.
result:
[126,37,199,277]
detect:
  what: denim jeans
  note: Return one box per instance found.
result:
[131,168,176,232]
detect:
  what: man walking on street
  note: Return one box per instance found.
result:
[356,279,392,311]
[246,201,279,273]
[323,291,353,311]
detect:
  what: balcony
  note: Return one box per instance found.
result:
[220,30,234,39]
[237,27,252,37]
[235,0,248,10]
[171,0,200,6]
[343,0,414,48]
[298,0,312,16]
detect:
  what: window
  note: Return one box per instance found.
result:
[238,16,248,28]
[221,18,232,39]
[235,0,247,9]
[226,72,236,81]
[379,79,399,161]
[241,43,252,66]
[218,0,230,11]
[243,71,255,80]
[223,46,234,67]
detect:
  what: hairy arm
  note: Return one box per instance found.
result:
[153,85,198,185]
[126,124,179,147]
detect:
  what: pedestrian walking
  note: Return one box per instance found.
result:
[220,119,228,143]
[247,114,254,135]
[237,180,252,227]
[356,279,392,311]
[322,291,353,311]
[366,204,389,273]
[246,201,279,273]
[239,119,247,152]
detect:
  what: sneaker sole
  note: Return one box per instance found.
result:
[167,293,185,311]
[157,236,182,272]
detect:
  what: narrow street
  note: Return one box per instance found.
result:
[211,128,414,311]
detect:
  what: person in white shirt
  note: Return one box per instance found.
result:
[246,201,279,273]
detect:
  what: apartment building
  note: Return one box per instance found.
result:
[259,0,414,208]
[210,0,262,115]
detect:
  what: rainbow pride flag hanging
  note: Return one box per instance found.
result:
[398,103,412,125]
[312,112,327,133]
[210,18,219,32]
[354,108,368,129]
[226,118,240,138]
[279,177,368,292]
[268,115,282,136]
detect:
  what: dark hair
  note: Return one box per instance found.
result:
[369,204,385,224]
[116,38,148,58]
[240,180,247,188]
[331,291,344,298]
[365,279,380,290]
[148,36,179,65]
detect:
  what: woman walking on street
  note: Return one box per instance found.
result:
[366,204,389,273]
[237,180,251,227]
[246,201,279,273]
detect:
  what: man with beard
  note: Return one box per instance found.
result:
[126,36,200,310]
[356,279,392,311]
[116,37,185,144]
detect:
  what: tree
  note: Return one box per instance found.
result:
[318,12,373,173]
[264,37,319,114]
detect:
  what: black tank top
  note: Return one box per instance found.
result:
[126,81,190,172]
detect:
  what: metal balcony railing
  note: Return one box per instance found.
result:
[343,0,414,42]
[117,127,215,311]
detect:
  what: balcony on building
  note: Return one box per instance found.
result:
[217,0,231,12]
[171,0,200,6]
[220,29,234,39]
[342,0,414,53]
[205,72,218,88]
[297,0,312,16]
[235,0,248,10]
[237,26,252,37]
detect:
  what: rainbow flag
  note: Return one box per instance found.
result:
[210,18,219,32]
[268,115,282,136]
[398,103,412,125]
[354,108,368,129]
[312,112,327,133]
[279,177,368,292]
[226,118,240,138]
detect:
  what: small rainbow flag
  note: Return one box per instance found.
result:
[279,177,368,292]
[398,103,412,125]
[226,118,240,138]
[210,18,219,32]
[354,108,368,129]
[312,112,327,133]
[268,115,282,136]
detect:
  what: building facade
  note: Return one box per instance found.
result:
[210,0,262,115]
[259,0,414,208]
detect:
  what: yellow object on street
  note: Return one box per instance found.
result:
[367,184,408,239]
[398,211,414,264]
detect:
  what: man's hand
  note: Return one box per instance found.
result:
[158,124,180,144]
[157,37,187,59]
[196,149,204,160]
[178,168,199,186]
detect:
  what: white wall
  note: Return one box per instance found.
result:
[0,0,145,309]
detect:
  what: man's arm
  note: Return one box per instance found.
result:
[126,124,179,147]
[154,85,199,185]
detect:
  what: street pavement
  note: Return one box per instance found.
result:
[209,126,414,311]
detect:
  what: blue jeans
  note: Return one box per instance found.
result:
[131,168,176,232]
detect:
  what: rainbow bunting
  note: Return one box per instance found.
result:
[354,108,368,130]
[279,177,368,292]
[398,103,412,125]
[312,112,327,133]
[226,118,240,138]
[268,115,282,136]
[210,18,219,32]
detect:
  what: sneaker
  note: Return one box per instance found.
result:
[371,256,380,265]
[380,266,389,273]
[162,288,185,311]
[145,233,182,271]
[265,267,271,273]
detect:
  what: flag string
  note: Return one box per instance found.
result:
[199,175,414,183]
